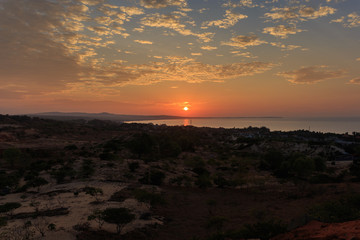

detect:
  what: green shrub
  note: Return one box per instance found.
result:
[80,159,95,178]
[99,151,118,161]
[2,148,23,168]
[133,189,166,206]
[309,195,360,223]
[0,202,21,213]
[84,187,103,202]
[139,170,165,186]
[102,208,135,234]
[128,162,140,172]
[235,219,287,240]
[0,217,7,227]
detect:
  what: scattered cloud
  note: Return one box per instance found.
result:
[122,57,275,85]
[223,0,258,8]
[0,89,28,99]
[222,35,267,49]
[346,12,360,27]
[330,16,344,23]
[263,25,303,38]
[0,0,357,100]
[265,5,336,22]
[203,10,247,29]
[119,6,144,16]
[349,77,360,84]
[270,42,302,51]
[331,12,360,27]
[134,40,153,44]
[231,51,254,58]
[201,45,218,51]
[140,0,187,9]
[140,13,214,42]
[278,65,345,84]
[0,0,82,93]
[79,0,103,6]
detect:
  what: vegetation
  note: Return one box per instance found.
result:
[133,189,166,206]
[309,194,360,223]
[1,114,360,239]
[0,202,21,214]
[102,208,135,234]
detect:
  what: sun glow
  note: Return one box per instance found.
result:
[183,106,189,111]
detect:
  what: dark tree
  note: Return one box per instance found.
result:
[102,208,135,234]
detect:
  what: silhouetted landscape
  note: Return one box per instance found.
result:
[1,114,360,239]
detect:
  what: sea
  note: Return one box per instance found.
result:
[126,117,360,134]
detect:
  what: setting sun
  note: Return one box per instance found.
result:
[183,107,189,111]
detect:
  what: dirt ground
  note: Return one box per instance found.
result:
[78,182,360,240]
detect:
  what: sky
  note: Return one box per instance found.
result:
[0,0,359,117]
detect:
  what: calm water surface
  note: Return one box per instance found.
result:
[127,117,360,134]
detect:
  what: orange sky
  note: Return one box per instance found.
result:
[0,0,359,117]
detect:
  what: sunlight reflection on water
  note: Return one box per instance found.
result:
[183,119,191,126]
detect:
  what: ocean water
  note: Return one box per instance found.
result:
[126,117,360,134]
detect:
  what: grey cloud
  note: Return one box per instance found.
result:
[278,66,345,84]
[0,0,82,92]
[349,77,360,84]
[265,5,336,22]
[140,0,187,9]
[221,35,267,49]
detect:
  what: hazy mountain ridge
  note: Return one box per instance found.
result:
[30,112,182,121]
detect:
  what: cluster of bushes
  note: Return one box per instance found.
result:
[309,193,360,222]
[126,129,199,160]
[0,202,21,214]
[133,189,166,206]
[195,218,287,240]
[88,207,135,234]
[260,150,326,179]
[0,171,21,194]
[79,159,95,178]
[139,169,165,186]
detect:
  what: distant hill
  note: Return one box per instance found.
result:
[29,112,182,122]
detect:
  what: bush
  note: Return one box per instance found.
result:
[234,219,287,240]
[102,208,135,234]
[127,133,156,158]
[2,148,23,168]
[0,217,7,227]
[80,159,95,178]
[133,189,166,206]
[27,177,48,189]
[139,170,165,186]
[128,162,140,172]
[0,202,21,213]
[309,195,360,223]
[99,151,118,161]
[0,172,20,191]
[195,174,213,189]
[84,187,103,202]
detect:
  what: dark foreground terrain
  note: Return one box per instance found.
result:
[1,114,360,239]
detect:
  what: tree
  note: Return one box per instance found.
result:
[102,208,135,234]
[88,209,105,229]
[84,187,103,203]
[292,157,315,178]
[33,217,49,237]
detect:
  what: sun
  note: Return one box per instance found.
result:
[183,106,189,111]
